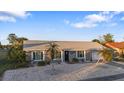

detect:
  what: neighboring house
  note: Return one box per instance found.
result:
[23,40,103,63]
[105,42,124,55]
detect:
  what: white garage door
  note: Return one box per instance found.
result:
[92,51,100,60]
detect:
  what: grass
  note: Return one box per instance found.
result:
[0,61,15,77]
[0,50,8,61]
[0,50,12,77]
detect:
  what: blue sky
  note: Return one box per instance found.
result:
[0,11,124,44]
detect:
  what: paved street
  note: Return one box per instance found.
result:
[2,62,124,81]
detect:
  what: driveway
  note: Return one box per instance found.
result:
[2,62,124,81]
[2,62,94,81]
[81,62,124,81]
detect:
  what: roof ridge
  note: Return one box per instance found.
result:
[25,40,93,42]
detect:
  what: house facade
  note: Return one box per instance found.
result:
[23,40,103,63]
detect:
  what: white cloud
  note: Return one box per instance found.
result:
[0,11,31,23]
[70,11,122,29]
[3,11,31,18]
[85,14,107,23]
[0,16,16,23]
[71,22,97,29]
[113,11,123,15]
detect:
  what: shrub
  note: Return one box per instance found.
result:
[37,61,46,66]
[72,58,79,62]
[113,57,124,62]
[14,62,29,69]
[45,61,50,65]
[37,61,50,66]
[120,53,124,58]
[68,58,79,64]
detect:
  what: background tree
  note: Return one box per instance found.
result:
[102,33,114,44]
[7,33,28,67]
[8,33,17,45]
[0,42,2,49]
[92,39,100,43]
[93,33,114,45]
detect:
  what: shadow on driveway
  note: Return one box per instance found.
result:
[107,62,124,69]
[81,62,124,81]
[81,73,124,81]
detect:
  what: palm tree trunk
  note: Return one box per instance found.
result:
[51,60,56,75]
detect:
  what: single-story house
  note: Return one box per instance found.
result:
[105,42,124,55]
[23,40,103,63]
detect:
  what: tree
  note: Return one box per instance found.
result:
[8,33,28,45]
[7,33,28,67]
[102,33,114,44]
[0,42,2,49]
[92,39,100,43]
[17,37,28,45]
[46,42,60,74]
[98,48,113,62]
[92,33,114,45]
[46,42,60,62]
[8,33,17,45]
[8,45,26,63]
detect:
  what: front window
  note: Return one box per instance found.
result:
[32,51,43,61]
[77,51,84,58]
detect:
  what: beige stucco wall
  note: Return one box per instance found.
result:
[25,50,101,62]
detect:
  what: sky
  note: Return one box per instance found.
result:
[0,11,124,44]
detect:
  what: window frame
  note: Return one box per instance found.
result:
[32,51,43,61]
[77,51,84,58]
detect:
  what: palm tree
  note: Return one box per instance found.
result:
[46,42,60,74]
[98,48,113,63]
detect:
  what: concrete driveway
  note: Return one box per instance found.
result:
[2,62,124,81]
[81,62,124,81]
[2,62,94,81]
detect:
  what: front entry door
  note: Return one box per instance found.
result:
[65,51,69,62]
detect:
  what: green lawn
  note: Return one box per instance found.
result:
[0,50,15,78]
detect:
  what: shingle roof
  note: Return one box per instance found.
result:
[23,40,103,51]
